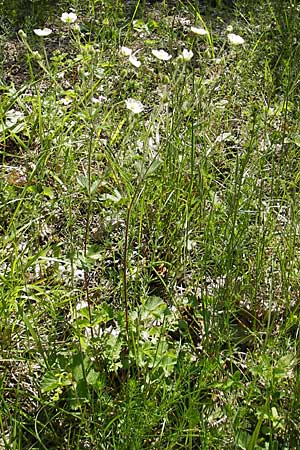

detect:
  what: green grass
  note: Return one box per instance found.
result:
[1,0,300,448]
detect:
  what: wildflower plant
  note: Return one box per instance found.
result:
[2,0,300,448]
[33,28,52,37]
[181,48,193,62]
[120,46,133,56]
[191,26,208,35]
[61,12,77,24]
[227,32,245,45]
[125,98,144,114]
[151,49,172,61]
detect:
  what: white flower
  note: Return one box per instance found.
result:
[33,28,52,37]
[120,46,132,56]
[0,109,25,132]
[181,48,193,62]
[125,98,144,114]
[226,25,233,32]
[106,325,120,338]
[129,54,141,68]
[152,49,172,61]
[73,268,84,280]
[61,12,77,23]
[191,26,208,36]
[227,33,245,45]
[6,109,24,124]
[76,301,89,311]
[92,95,107,104]
[60,96,73,106]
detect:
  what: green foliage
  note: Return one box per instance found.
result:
[0,0,300,448]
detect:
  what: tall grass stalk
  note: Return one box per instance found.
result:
[1,0,300,448]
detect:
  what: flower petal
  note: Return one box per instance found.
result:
[227,33,245,45]
[191,26,208,36]
[61,12,77,23]
[120,46,133,56]
[125,98,144,114]
[129,55,141,68]
[33,28,52,37]
[181,48,193,62]
[152,49,172,61]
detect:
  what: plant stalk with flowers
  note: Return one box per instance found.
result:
[1,0,300,448]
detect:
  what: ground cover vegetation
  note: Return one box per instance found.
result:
[0,0,300,448]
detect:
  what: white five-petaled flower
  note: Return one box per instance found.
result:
[125,98,144,114]
[227,33,245,45]
[120,46,132,56]
[61,12,77,23]
[129,54,141,68]
[33,28,52,37]
[191,26,208,36]
[152,49,172,61]
[181,48,194,62]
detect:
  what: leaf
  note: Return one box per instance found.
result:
[86,367,100,387]
[90,179,100,195]
[71,353,89,382]
[146,159,161,176]
[143,296,167,318]
[86,244,102,260]
[215,132,232,143]
[160,352,177,376]
[274,353,294,380]
[236,430,251,450]
[110,118,126,146]
[133,19,146,31]
[40,371,72,393]
[247,412,264,450]
[41,372,61,393]
[77,175,89,190]
[147,19,159,30]
[77,175,100,196]
[42,186,55,199]
[99,189,122,203]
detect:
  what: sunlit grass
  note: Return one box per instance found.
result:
[0,0,300,448]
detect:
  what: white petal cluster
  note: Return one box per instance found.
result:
[129,54,141,68]
[152,49,172,61]
[227,33,245,45]
[125,98,144,114]
[120,47,141,68]
[181,48,193,62]
[33,28,52,37]
[191,26,208,36]
[61,12,77,23]
[120,46,132,57]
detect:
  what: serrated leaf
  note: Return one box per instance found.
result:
[144,296,166,312]
[41,371,72,393]
[143,296,167,319]
[40,372,61,393]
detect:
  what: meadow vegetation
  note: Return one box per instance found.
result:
[0,0,300,448]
